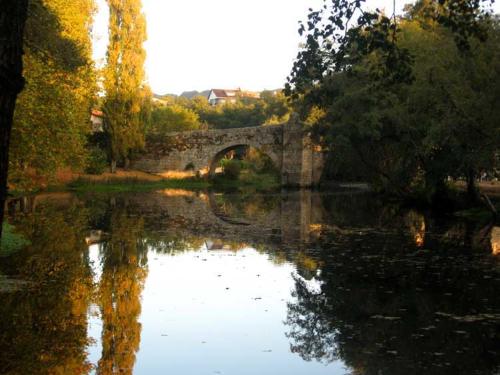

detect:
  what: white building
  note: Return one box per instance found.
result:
[207,88,260,106]
[90,109,104,132]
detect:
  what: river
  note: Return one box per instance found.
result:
[0,189,499,374]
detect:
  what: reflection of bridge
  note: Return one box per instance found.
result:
[131,117,324,187]
[125,190,326,249]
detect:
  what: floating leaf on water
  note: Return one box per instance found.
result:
[370,315,401,321]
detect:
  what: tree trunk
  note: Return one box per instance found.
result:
[466,168,479,203]
[110,159,117,174]
[0,0,29,240]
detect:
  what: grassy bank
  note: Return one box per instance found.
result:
[65,170,280,193]
[67,176,211,192]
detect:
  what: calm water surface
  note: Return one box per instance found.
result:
[1,190,499,374]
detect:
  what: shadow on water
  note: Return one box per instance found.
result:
[0,189,499,374]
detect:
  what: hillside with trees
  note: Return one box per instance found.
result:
[148,90,291,136]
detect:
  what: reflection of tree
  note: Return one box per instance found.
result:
[285,225,500,375]
[97,209,147,375]
[143,231,205,255]
[286,275,338,363]
[405,211,425,247]
[492,227,500,255]
[0,203,93,374]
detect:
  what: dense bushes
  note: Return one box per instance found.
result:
[218,148,280,187]
[286,1,500,201]
[148,104,201,135]
[220,159,242,180]
[0,223,30,256]
[152,91,291,131]
[85,147,108,175]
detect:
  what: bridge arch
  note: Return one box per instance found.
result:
[208,143,282,177]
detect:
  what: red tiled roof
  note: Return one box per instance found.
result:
[210,89,241,98]
[211,89,227,97]
[209,89,261,100]
[91,109,104,117]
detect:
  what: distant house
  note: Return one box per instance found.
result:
[207,89,239,106]
[90,109,104,132]
[207,88,260,106]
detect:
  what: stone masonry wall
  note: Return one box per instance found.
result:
[131,118,324,186]
[131,124,284,176]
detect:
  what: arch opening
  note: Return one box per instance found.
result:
[208,144,280,182]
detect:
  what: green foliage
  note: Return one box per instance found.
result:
[68,177,210,192]
[205,92,290,129]
[213,102,265,129]
[0,223,30,256]
[103,0,149,169]
[9,0,97,189]
[220,159,242,180]
[153,91,291,130]
[148,104,201,134]
[244,147,277,174]
[287,0,500,202]
[216,148,280,189]
[85,147,108,175]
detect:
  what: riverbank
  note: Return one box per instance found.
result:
[450,181,500,221]
[64,168,280,193]
[9,170,500,216]
[454,180,500,197]
[67,176,210,193]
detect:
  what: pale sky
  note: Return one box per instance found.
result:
[92,0,500,95]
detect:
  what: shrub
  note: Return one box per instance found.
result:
[244,148,277,174]
[1,223,30,256]
[221,159,242,180]
[85,147,108,175]
[149,104,201,134]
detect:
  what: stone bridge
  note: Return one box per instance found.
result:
[131,117,324,187]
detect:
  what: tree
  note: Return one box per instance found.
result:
[103,0,148,172]
[0,0,29,239]
[286,0,498,203]
[8,0,97,190]
[399,10,500,201]
[148,104,201,134]
[261,90,291,124]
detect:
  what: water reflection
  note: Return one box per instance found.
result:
[492,227,500,256]
[97,209,147,374]
[0,199,93,374]
[0,190,499,374]
[286,229,499,375]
